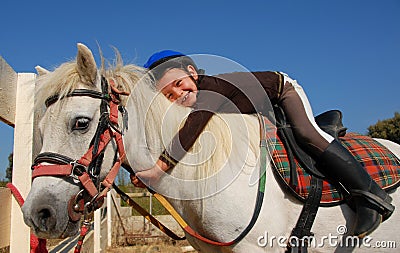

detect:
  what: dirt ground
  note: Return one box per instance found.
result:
[105,239,197,253]
[107,214,198,252]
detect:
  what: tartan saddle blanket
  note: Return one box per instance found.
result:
[263,118,400,206]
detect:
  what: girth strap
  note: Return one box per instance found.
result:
[286,176,323,253]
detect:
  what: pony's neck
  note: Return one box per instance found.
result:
[125,80,191,168]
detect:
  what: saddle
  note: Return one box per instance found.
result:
[273,108,346,180]
[270,106,400,206]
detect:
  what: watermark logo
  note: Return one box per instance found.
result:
[257,225,397,249]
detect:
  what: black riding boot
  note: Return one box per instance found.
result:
[318,140,395,238]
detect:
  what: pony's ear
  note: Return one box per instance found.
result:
[76,43,97,85]
[35,65,50,76]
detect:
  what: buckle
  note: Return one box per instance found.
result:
[119,105,129,134]
[70,161,87,178]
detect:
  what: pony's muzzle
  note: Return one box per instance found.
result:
[22,203,57,235]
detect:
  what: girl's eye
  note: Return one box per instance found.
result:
[72,117,91,131]
[176,80,182,87]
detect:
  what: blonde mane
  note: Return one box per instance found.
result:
[35,50,147,111]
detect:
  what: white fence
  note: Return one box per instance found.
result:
[0,56,35,252]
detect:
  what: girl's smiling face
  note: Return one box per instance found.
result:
[156,66,198,107]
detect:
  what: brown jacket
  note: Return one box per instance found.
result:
[160,71,284,168]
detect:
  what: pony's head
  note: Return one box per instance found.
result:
[21,43,147,238]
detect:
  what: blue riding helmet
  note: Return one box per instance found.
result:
[143,50,185,69]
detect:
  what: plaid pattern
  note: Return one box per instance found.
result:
[263,119,400,205]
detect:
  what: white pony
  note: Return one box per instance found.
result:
[22,43,400,252]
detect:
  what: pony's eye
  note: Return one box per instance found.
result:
[72,117,91,131]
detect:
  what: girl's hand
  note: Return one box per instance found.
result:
[130,160,169,188]
[130,173,147,188]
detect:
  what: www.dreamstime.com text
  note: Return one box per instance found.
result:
[257,225,397,249]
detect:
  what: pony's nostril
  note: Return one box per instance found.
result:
[38,208,51,219]
[38,208,52,230]
[35,207,56,232]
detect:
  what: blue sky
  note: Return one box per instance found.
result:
[0,0,399,180]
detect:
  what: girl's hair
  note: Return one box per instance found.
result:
[149,55,200,80]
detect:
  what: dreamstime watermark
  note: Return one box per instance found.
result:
[257,225,397,249]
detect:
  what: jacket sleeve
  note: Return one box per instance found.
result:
[159,110,214,168]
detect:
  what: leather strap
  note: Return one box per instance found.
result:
[45,89,109,108]
[274,105,325,178]
[287,176,323,253]
[113,184,186,241]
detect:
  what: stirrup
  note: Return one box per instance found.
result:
[352,209,382,238]
[351,189,395,220]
